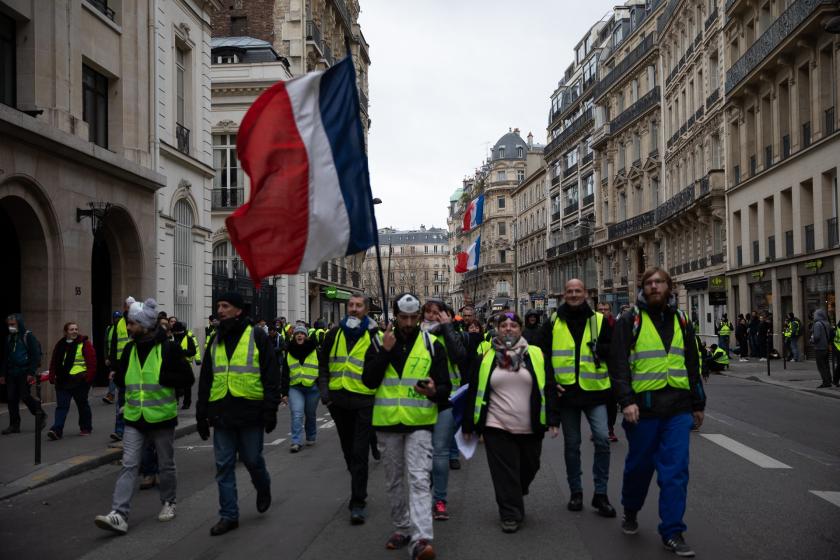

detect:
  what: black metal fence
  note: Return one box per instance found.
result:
[212,274,276,321]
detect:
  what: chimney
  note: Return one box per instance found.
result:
[527,132,533,147]
[513,127,520,135]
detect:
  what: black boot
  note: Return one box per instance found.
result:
[2,425,20,435]
[567,492,583,511]
[591,493,617,517]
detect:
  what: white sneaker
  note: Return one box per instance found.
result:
[739,358,748,362]
[759,357,767,362]
[158,501,176,522]
[95,510,128,534]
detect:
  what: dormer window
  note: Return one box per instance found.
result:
[499,147,505,158]
[517,147,524,158]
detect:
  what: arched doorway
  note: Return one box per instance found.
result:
[90,230,112,385]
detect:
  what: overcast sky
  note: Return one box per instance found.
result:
[358,0,613,231]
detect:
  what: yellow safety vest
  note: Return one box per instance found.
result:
[434,334,460,390]
[476,340,492,356]
[328,329,377,395]
[630,311,690,393]
[115,318,129,360]
[372,332,437,427]
[124,344,177,423]
[69,341,86,376]
[550,312,610,391]
[712,348,729,365]
[287,348,319,387]
[474,345,546,425]
[718,321,732,336]
[209,326,264,401]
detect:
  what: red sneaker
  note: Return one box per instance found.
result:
[608,430,618,442]
[433,499,449,521]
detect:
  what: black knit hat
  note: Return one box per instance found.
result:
[216,291,246,310]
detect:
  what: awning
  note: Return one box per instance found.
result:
[323,286,353,301]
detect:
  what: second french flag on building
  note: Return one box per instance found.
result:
[462,195,484,232]
[455,236,481,273]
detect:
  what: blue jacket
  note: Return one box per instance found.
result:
[2,314,42,377]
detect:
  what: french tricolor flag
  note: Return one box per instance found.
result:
[462,195,484,232]
[455,236,481,273]
[227,57,377,284]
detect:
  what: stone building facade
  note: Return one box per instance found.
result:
[723,0,839,353]
[512,152,549,316]
[0,0,174,385]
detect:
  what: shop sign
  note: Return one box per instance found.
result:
[805,259,823,271]
[751,270,765,280]
[547,298,558,308]
[709,275,726,291]
[709,292,728,305]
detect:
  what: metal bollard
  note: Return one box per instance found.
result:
[767,331,772,377]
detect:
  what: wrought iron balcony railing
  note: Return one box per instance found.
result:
[608,209,655,240]
[594,34,656,101]
[609,87,660,136]
[176,123,190,155]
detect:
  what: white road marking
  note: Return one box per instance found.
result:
[176,444,214,450]
[267,437,287,446]
[700,434,792,469]
[810,491,840,508]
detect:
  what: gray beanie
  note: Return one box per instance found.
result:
[293,324,308,336]
[128,298,159,330]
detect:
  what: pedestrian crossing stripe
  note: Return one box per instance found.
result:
[810,491,840,508]
[700,434,792,469]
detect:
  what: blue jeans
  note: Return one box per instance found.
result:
[790,336,801,361]
[51,383,92,435]
[288,383,319,445]
[432,407,456,502]
[621,413,693,539]
[718,335,729,354]
[558,404,610,494]
[213,423,271,521]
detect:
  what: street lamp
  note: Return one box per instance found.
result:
[76,201,112,236]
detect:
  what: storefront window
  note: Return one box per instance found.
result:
[749,281,773,317]
[802,273,835,324]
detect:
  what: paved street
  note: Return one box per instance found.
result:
[1,369,839,559]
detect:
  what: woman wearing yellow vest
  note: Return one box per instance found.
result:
[362,293,451,560]
[609,267,706,557]
[282,324,321,452]
[46,321,96,440]
[462,312,560,534]
[94,298,194,535]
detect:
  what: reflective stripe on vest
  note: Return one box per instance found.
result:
[719,321,732,336]
[435,334,461,389]
[115,318,130,360]
[328,329,377,395]
[373,332,437,427]
[124,344,177,423]
[209,326,264,401]
[474,345,546,425]
[288,348,319,387]
[179,334,194,363]
[630,311,690,393]
[69,342,86,376]
[550,312,609,391]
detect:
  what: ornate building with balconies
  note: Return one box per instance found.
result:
[512,149,548,316]
[657,0,728,338]
[545,19,612,305]
[723,0,839,352]
[592,0,667,310]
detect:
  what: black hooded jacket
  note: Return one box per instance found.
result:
[522,310,542,345]
[538,302,613,408]
[115,328,194,432]
[608,292,705,418]
[196,316,282,428]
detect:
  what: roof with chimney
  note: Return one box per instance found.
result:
[491,128,528,161]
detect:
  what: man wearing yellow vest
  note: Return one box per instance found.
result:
[538,279,616,518]
[171,321,197,410]
[362,293,450,560]
[609,267,706,557]
[282,324,321,452]
[317,294,381,524]
[196,291,282,537]
[46,321,96,440]
[108,297,136,444]
[103,311,122,404]
[94,298,194,535]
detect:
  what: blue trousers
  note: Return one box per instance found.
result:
[432,407,456,502]
[621,413,693,539]
[288,383,319,445]
[559,404,610,494]
[51,383,92,435]
[213,423,270,521]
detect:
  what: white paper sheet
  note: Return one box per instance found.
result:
[454,427,477,460]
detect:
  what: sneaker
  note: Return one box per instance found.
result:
[305,439,316,446]
[500,520,520,533]
[384,532,411,550]
[567,492,583,511]
[209,518,239,536]
[79,429,92,436]
[663,533,695,557]
[102,393,115,405]
[94,510,128,534]
[449,458,461,470]
[433,499,449,521]
[621,510,639,535]
[109,432,123,442]
[759,357,767,362]
[739,358,748,362]
[158,501,176,522]
[290,443,302,453]
[47,430,60,441]
[608,430,618,442]
[817,383,832,388]
[411,539,436,560]
[139,475,158,490]
[350,506,366,525]
[591,493,617,518]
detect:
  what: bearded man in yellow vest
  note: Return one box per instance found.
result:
[196,291,282,537]
[362,293,450,560]
[538,278,616,518]
[609,267,706,557]
[316,294,381,525]
[94,298,194,535]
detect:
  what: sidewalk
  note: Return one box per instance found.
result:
[718,357,840,400]
[0,385,197,501]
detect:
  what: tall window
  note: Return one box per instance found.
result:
[517,169,525,182]
[83,65,108,147]
[497,170,506,181]
[517,147,524,158]
[213,240,243,278]
[174,200,194,321]
[176,46,186,125]
[497,196,506,209]
[213,134,244,208]
[498,221,507,236]
[498,147,505,158]
[0,13,15,107]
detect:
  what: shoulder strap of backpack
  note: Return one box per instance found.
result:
[422,331,435,358]
[630,305,642,348]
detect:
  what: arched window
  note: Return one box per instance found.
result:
[173,200,194,321]
[212,239,243,278]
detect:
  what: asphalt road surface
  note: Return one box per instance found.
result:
[2,375,839,559]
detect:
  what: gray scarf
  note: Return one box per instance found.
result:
[492,335,528,371]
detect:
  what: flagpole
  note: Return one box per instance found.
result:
[371,198,389,322]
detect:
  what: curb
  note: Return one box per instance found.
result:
[0,421,198,501]
[720,372,840,401]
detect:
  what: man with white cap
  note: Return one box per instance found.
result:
[363,293,451,560]
[94,298,194,534]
